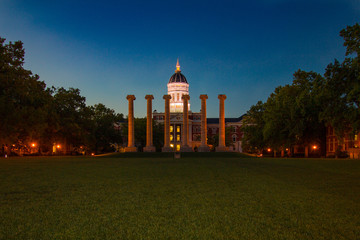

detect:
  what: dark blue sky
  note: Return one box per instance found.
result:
[1,0,359,117]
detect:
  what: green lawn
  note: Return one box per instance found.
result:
[0,154,359,239]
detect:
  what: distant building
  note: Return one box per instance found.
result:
[153,60,244,152]
[326,125,359,158]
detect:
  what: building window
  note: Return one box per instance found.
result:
[177,93,179,101]
[355,134,359,148]
[330,138,333,152]
[170,135,173,141]
[232,134,237,142]
[177,134,180,141]
[177,126,181,132]
[176,145,180,151]
[170,126,173,132]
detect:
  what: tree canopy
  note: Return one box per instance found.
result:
[242,23,359,157]
[0,37,124,155]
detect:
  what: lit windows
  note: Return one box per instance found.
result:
[170,126,173,132]
[170,135,173,141]
[177,134,180,141]
[177,126,181,132]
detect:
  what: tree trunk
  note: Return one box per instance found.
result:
[305,145,309,158]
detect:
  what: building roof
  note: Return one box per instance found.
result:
[168,59,188,84]
[168,72,188,83]
[207,115,244,124]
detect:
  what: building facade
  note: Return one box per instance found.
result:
[326,125,360,158]
[153,60,244,152]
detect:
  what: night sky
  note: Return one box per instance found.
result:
[1,0,359,117]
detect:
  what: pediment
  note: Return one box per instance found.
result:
[170,113,183,122]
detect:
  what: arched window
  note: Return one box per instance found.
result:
[232,134,237,143]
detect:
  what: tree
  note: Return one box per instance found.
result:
[320,23,360,140]
[241,101,266,153]
[86,103,123,154]
[0,37,51,155]
[50,87,89,153]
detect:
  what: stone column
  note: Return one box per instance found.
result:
[181,94,192,152]
[144,95,155,152]
[125,95,137,152]
[199,94,210,152]
[162,95,173,152]
[216,94,228,152]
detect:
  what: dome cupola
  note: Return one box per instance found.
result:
[167,59,190,112]
[168,59,188,83]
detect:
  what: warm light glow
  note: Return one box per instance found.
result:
[91,153,95,156]
[31,143,36,147]
[313,145,317,150]
[57,145,61,149]
[267,148,271,152]
[170,144,174,148]
[286,148,289,151]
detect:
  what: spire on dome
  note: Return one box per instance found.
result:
[175,58,181,73]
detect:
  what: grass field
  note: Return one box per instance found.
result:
[0,153,359,239]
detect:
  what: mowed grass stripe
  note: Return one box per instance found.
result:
[0,156,359,239]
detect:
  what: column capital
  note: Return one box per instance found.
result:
[127,95,136,101]
[218,94,227,100]
[145,95,154,100]
[163,94,171,100]
[200,94,208,100]
[182,94,190,101]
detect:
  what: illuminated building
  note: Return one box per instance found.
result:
[153,60,244,152]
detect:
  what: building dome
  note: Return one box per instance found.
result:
[167,59,190,112]
[168,72,188,83]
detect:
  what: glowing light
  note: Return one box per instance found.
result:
[286,148,289,151]
[312,145,317,150]
[170,144,174,148]
[56,145,61,149]
[91,153,95,156]
[267,148,271,152]
[31,143,36,147]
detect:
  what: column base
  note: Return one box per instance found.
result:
[216,146,228,152]
[162,146,173,152]
[198,145,210,152]
[181,145,193,152]
[143,146,156,152]
[125,147,137,152]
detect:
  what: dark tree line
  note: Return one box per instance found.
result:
[242,23,360,157]
[0,37,124,155]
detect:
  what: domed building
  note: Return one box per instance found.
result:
[168,59,190,112]
[152,60,244,152]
